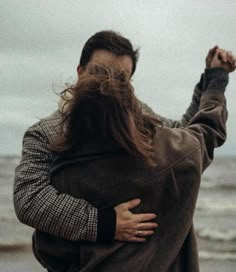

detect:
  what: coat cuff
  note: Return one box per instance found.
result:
[203,67,229,92]
[96,207,116,242]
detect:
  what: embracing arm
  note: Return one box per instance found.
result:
[13,121,115,242]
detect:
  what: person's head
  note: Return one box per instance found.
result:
[77,30,139,79]
[51,64,161,168]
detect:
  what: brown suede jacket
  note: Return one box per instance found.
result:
[33,68,228,272]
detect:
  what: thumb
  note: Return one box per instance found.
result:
[208,45,218,58]
[206,45,218,67]
[126,198,141,210]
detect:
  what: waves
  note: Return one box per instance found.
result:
[196,198,236,213]
[201,181,236,191]
[0,235,32,250]
[197,228,236,242]
[199,251,236,261]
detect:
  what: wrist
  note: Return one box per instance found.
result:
[96,207,116,243]
[196,73,204,91]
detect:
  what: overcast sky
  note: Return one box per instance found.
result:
[1,0,236,156]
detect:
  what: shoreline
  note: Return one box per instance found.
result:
[0,243,31,252]
[0,245,44,272]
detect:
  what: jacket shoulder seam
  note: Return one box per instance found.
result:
[157,145,201,176]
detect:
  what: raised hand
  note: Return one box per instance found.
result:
[209,47,236,73]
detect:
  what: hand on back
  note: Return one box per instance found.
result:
[114,199,158,242]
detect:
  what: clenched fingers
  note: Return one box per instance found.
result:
[217,49,228,63]
[226,51,236,67]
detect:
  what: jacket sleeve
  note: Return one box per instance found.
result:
[141,73,205,128]
[13,122,116,242]
[184,67,228,171]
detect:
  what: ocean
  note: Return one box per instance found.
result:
[0,155,236,272]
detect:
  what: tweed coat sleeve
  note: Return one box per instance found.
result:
[13,112,98,241]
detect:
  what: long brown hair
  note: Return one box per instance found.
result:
[51,64,162,167]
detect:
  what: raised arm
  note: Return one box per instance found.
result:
[186,47,235,169]
[148,57,233,271]
[185,67,228,171]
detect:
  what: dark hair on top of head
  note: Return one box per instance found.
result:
[79,30,139,76]
[50,64,162,168]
